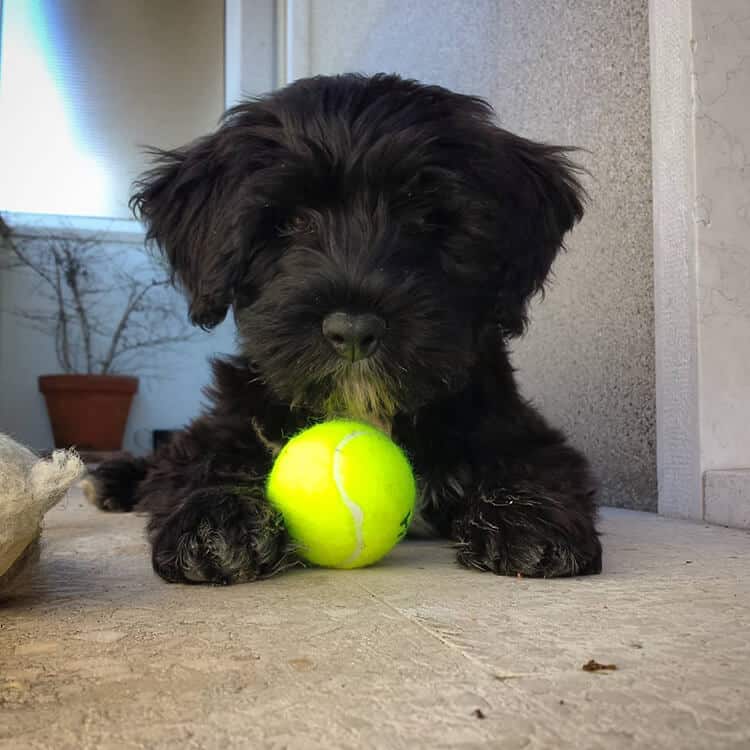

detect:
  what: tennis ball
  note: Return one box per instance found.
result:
[266,420,416,569]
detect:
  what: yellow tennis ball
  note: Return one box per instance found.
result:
[266,420,416,569]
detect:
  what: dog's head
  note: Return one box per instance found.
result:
[131,74,584,425]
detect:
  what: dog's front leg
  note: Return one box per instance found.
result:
[134,416,298,585]
[453,440,602,578]
[148,482,295,585]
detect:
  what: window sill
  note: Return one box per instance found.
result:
[1,211,146,244]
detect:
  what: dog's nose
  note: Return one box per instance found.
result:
[322,311,386,361]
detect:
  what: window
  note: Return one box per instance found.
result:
[0,0,225,220]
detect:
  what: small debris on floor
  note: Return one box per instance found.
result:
[582,659,618,672]
[472,709,486,719]
[685,560,693,564]
[288,657,314,672]
[559,699,565,705]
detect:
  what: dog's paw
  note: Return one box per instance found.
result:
[454,505,602,578]
[150,487,296,584]
[456,533,602,578]
[82,475,131,512]
[82,455,148,512]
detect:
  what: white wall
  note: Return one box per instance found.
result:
[651,0,750,526]
[692,1,750,473]
[650,0,702,519]
[693,1,750,527]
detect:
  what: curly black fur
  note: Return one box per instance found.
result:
[91,74,601,583]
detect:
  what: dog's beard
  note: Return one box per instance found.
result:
[237,302,472,435]
[291,360,398,435]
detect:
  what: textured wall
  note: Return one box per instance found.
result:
[306,0,656,508]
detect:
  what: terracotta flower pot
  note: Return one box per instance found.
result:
[38,374,139,451]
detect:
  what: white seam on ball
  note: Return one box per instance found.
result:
[333,430,367,566]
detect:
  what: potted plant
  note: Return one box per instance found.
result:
[0,216,195,452]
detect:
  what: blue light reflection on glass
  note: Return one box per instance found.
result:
[0,0,111,216]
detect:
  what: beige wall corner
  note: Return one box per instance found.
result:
[692,2,750,475]
[651,0,750,524]
[705,470,750,529]
[650,0,701,518]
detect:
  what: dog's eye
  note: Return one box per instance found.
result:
[279,214,313,235]
[289,215,308,231]
[409,210,446,233]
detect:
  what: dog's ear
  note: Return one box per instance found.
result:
[474,128,586,335]
[130,104,282,329]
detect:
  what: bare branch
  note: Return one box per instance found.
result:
[51,251,74,373]
[100,282,155,374]
[1,216,197,376]
[109,332,201,360]
[62,245,93,373]
[0,236,58,292]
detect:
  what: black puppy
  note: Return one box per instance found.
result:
[89,73,602,584]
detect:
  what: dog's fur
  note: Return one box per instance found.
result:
[90,74,601,583]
